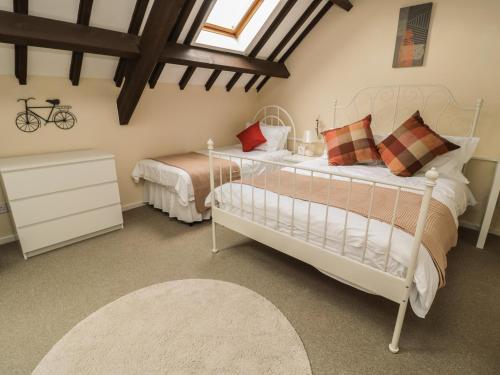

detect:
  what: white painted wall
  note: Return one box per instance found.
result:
[258,0,500,232]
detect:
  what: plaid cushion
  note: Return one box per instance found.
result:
[378,111,460,176]
[322,115,381,166]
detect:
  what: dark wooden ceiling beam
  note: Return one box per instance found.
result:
[160,43,289,77]
[179,66,195,90]
[205,69,221,91]
[13,0,28,85]
[177,0,216,90]
[149,0,197,89]
[113,0,150,87]
[224,0,298,92]
[245,0,321,92]
[0,10,139,57]
[257,1,337,92]
[69,0,94,86]
[117,0,185,125]
[331,0,353,12]
[0,10,287,79]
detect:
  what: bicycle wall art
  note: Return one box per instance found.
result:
[16,98,77,133]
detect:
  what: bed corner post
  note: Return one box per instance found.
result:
[389,167,439,354]
[207,139,218,254]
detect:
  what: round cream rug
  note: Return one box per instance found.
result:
[34,279,311,375]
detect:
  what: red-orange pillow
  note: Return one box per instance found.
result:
[321,115,381,165]
[237,121,267,152]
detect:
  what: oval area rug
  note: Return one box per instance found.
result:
[33,279,312,375]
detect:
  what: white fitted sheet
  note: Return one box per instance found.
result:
[207,158,475,318]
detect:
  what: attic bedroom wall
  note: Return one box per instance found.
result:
[257,0,500,233]
[0,76,257,240]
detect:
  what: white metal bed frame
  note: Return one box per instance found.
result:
[330,84,483,136]
[207,85,483,353]
[253,104,297,152]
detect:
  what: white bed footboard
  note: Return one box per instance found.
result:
[207,140,439,353]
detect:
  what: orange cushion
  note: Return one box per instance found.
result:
[322,115,381,166]
[237,121,267,152]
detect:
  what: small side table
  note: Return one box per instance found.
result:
[477,160,500,249]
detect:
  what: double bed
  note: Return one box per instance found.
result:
[209,158,474,318]
[207,85,483,352]
[132,106,295,223]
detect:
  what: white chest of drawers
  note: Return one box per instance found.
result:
[0,150,123,258]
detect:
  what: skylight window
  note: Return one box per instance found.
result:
[204,0,262,38]
[195,0,280,53]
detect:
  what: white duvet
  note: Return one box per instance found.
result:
[208,158,475,318]
[131,145,291,206]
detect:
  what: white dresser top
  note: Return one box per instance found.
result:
[0,150,114,172]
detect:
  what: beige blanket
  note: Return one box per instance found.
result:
[247,171,457,287]
[153,152,240,214]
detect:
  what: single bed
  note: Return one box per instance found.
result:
[206,85,483,352]
[131,106,295,223]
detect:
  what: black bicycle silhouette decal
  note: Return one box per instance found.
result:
[16,98,77,133]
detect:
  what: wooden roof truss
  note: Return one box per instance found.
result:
[0,0,352,124]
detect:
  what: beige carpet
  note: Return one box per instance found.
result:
[33,279,311,375]
[0,206,499,374]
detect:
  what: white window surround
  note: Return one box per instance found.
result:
[205,0,256,30]
[193,0,281,55]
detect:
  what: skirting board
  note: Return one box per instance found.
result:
[122,201,145,212]
[0,233,17,246]
[459,219,500,237]
[0,202,145,246]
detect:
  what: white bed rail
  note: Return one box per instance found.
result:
[207,140,438,353]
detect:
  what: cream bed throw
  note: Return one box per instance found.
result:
[247,171,457,287]
[153,152,240,214]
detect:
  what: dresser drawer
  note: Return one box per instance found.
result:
[9,182,121,228]
[17,204,123,254]
[2,158,117,200]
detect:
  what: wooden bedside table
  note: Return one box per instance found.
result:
[283,154,320,164]
[477,160,500,249]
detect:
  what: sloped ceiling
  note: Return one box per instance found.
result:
[0,0,337,88]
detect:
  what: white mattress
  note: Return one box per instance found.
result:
[132,145,291,212]
[208,158,475,318]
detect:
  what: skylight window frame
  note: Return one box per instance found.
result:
[202,0,264,39]
[193,0,282,55]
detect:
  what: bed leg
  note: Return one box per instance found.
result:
[389,300,409,354]
[211,220,219,254]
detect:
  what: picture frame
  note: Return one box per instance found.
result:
[393,2,433,68]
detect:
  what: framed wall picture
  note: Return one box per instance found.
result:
[393,2,433,68]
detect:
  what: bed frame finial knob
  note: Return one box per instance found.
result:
[207,139,214,150]
[425,167,439,185]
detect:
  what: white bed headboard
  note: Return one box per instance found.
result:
[253,105,297,151]
[331,85,483,137]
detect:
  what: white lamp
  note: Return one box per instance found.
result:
[302,130,316,156]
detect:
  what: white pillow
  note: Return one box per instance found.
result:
[245,122,289,152]
[418,136,479,183]
[374,134,479,183]
[260,123,290,151]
